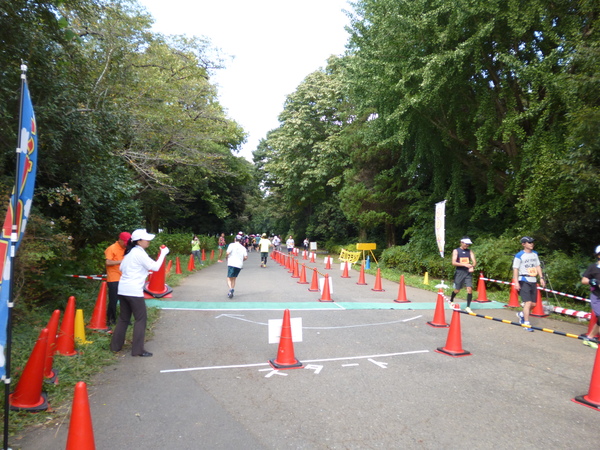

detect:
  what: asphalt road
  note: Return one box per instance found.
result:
[14,250,600,449]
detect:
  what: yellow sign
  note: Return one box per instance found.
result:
[356,243,376,250]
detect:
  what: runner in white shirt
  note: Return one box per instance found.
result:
[226,235,248,298]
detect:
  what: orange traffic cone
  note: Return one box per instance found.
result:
[66,381,96,449]
[581,313,599,340]
[310,252,316,263]
[210,249,214,260]
[341,261,350,278]
[394,274,410,303]
[319,273,333,302]
[530,286,548,317]
[269,309,303,369]
[187,254,195,271]
[87,282,109,331]
[356,262,368,285]
[166,259,172,274]
[292,259,300,278]
[325,256,332,270]
[572,345,600,410]
[9,328,50,411]
[44,310,61,384]
[427,289,449,328]
[474,272,490,303]
[371,268,385,292]
[144,246,173,298]
[56,296,77,356]
[175,256,182,274]
[303,250,307,261]
[435,309,471,357]
[308,268,320,292]
[201,248,206,262]
[297,264,308,284]
[505,282,521,308]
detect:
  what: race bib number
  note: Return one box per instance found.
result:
[460,257,470,264]
[527,268,537,276]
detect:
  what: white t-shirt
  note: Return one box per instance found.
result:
[118,246,163,297]
[226,242,248,268]
[286,238,295,249]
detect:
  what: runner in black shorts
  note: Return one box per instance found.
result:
[449,237,476,313]
[513,237,545,331]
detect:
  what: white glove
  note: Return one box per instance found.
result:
[160,246,170,256]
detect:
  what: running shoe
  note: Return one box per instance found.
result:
[523,321,533,332]
[582,337,599,349]
[227,289,233,299]
[516,311,524,325]
[465,307,473,314]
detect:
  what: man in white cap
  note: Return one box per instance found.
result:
[449,236,477,312]
[513,236,545,331]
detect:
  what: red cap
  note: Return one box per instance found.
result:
[119,232,131,242]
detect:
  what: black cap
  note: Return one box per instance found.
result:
[520,236,534,244]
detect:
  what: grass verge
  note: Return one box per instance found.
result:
[1,256,211,441]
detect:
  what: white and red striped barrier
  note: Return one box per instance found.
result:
[480,276,590,303]
[66,274,107,281]
[551,306,591,320]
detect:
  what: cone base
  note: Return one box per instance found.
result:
[435,347,471,357]
[371,289,385,292]
[572,395,600,411]
[143,284,173,298]
[56,349,78,357]
[394,299,411,303]
[319,298,334,302]
[356,282,368,286]
[297,281,309,284]
[530,313,549,317]
[9,391,49,412]
[427,321,449,328]
[269,358,303,370]
[473,299,491,303]
[87,326,111,332]
[44,368,59,385]
[308,288,320,292]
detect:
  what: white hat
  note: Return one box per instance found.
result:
[460,237,472,245]
[595,245,600,255]
[131,229,155,241]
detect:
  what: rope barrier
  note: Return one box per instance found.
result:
[460,310,588,341]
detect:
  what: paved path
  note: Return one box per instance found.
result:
[15,251,599,449]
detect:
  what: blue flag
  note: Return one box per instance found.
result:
[0,79,38,379]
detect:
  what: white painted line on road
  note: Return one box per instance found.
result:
[304,315,422,330]
[160,350,429,374]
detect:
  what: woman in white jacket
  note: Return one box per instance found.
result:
[110,229,169,357]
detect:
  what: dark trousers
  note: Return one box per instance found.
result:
[110,295,148,356]
[106,281,119,326]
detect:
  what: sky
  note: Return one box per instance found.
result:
[136,0,353,161]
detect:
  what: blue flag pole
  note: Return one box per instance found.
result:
[2,63,37,450]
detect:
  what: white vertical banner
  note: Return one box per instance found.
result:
[435,200,446,258]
